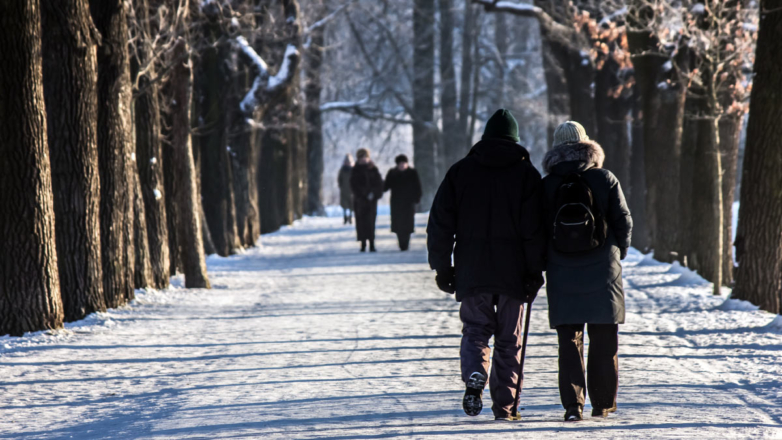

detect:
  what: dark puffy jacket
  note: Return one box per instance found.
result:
[542,140,633,328]
[427,139,546,302]
[384,167,422,235]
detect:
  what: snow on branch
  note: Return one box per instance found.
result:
[236,37,300,115]
[320,99,416,125]
[472,0,574,44]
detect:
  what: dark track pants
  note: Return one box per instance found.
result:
[460,294,524,418]
[556,323,618,411]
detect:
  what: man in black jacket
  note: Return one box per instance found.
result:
[427,109,546,421]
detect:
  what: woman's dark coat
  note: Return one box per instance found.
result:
[427,138,546,303]
[338,165,353,210]
[542,141,633,328]
[350,161,384,241]
[384,167,422,235]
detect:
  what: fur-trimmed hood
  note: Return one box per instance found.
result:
[543,140,605,174]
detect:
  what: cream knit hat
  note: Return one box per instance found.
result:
[552,121,590,148]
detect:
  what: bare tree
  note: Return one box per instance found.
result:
[0,0,64,336]
[734,0,782,314]
[91,0,136,307]
[41,0,106,321]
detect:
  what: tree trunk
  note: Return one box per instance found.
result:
[689,115,723,293]
[629,94,649,251]
[412,0,437,208]
[628,30,686,263]
[733,1,782,314]
[719,113,741,286]
[135,57,170,288]
[0,0,64,336]
[259,125,282,234]
[595,56,631,189]
[439,0,459,173]
[131,157,153,288]
[91,0,136,307]
[458,1,476,154]
[190,90,217,256]
[196,29,240,256]
[169,39,211,289]
[304,20,325,216]
[41,0,106,321]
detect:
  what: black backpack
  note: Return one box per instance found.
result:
[552,172,607,253]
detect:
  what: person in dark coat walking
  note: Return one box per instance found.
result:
[384,154,422,251]
[427,109,546,421]
[337,154,354,224]
[350,148,384,252]
[542,121,632,422]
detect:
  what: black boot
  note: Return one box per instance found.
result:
[360,240,367,252]
[591,405,617,418]
[565,405,583,422]
[462,372,486,417]
[369,240,376,252]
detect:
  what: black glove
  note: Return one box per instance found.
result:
[436,267,455,294]
[620,247,628,260]
[524,272,544,304]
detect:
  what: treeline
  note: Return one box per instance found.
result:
[0,0,327,336]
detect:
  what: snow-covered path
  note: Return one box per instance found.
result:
[2,214,782,439]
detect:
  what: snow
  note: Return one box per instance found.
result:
[150,157,157,165]
[662,60,673,72]
[493,1,540,13]
[691,3,706,15]
[266,44,298,90]
[153,188,162,200]
[236,37,298,114]
[2,214,782,438]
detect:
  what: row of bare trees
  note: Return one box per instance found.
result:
[0,0,324,336]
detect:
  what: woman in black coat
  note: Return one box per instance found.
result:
[384,154,422,251]
[350,148,384,252]
[337,154,354,224]
[543,121,632,422]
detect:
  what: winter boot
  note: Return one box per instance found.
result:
[564,405,583,422]
[360,241,367,252]
[462,372,487,416]
[369,240,376,252]
[495,414,522,422]
[591,406,616,418]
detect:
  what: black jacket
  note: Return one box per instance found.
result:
[427,139,546,302]
[542,141,632,328]
[350,161,384,241]
[384,167,422,235]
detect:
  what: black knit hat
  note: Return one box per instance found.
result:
[482,109,520,143]
[395,154,409,164]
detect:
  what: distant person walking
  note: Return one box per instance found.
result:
[338,154,354,224]
[350,148,384,252]
[427,109,546,421]
[384,154,422,251]
[542,121,632,422]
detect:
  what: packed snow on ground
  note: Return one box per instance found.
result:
[2,214,782,439]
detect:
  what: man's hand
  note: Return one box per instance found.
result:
[620,247,628,260]
[524,272,544,304]
[436,267,455,294]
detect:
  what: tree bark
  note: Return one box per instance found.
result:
[134,52,170,288]
[628,29,686,263]
[629,93,649,251]
[304,19,326,216]
[0,0,65,336]
[595,55,631,189]
[458,1,476,154]
[733,1,782,314]
[196,24,241,256]
[169,39,211,289]
[41,0,106,321]
[438,0,459,174]
[131,155,153,288]
[719,113,741,286]
[91,0,136,307]
[412,0,437,208]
